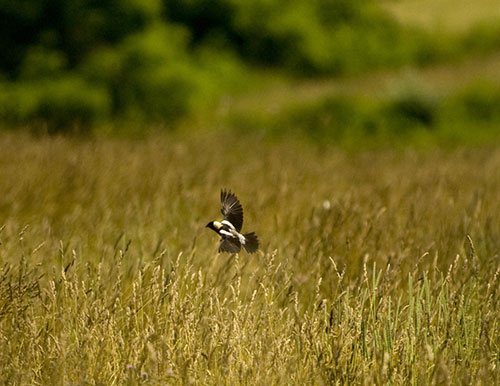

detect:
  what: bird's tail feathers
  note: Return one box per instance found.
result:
[243,232,259,253]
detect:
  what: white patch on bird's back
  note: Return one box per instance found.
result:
[221,220,236,231]
[220,227,246,244]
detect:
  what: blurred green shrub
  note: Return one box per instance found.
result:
[436,81,500,144]
[0,0,162,77]
[460,22,500,55]
[0,76,110,133]
[444,81,500,123]
[81,23,201,122]
[380,91,438,133]
[1,0,500,131]
[163,0,436,75]
[230,80,500,147]
[0,0,209,130]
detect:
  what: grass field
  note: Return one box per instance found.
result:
[382,0,500,32]
[1,132,500,384]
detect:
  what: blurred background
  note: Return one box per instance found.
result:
[1,0,500,145]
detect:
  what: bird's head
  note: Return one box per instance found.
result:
[206,221,216,231]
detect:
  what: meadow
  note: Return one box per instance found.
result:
[0,132,500,384]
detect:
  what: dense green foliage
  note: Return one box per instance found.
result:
[1,0,500,130]
[0,0,236,129]
[1,133,500,383]
[164,0,426,73]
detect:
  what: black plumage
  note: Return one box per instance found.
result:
[206,189,259,253]
[221,189,244,231]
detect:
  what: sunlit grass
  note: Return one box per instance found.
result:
[0,132,500,384]
[382,0,500,32]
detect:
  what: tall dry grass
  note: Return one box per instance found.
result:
[0,132,499,384]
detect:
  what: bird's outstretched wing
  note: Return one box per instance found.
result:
[219,238,241,253]
[220,189,243,231]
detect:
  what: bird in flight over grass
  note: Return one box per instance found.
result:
[206,189,259,253]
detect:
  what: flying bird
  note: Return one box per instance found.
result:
[206,189,259,253]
